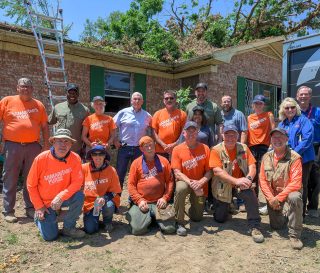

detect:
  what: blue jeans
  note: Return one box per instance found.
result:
[83,200,115,234]
[35,191,84,241]
[116,146,142,188]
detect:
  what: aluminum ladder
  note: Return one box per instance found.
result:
[24,0,68,109]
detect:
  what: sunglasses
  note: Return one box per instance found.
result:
[164,97,175,101]
[284,106,296,110]
[91,152,106,157]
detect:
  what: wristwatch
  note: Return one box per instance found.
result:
[246,176,253,181]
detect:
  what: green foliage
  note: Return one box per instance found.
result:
[5,233,18,245]
[176,87,192,111]
[204,16,231,47]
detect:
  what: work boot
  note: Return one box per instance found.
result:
[62,228,85,239]
[290,237,303,250]
[4,213,18,223]
[176,224,187,236]
[25,208,35,219]
[251,228,264,243]
[104,223,114,233]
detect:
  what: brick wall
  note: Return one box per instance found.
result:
[199,51,282,105]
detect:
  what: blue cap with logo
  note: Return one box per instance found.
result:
[252,94,266,103]
[223,124,239,133]
[184,121,199,130]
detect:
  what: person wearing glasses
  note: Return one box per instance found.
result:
[152,90,187,160]
[82,145,121,234]
[278,97,315,218]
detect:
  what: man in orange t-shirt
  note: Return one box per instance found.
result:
[82,96,116,150]
[0,78,49,223]
[171,121,212,236]
[27,129,85,241]
[260,128,303,250]
[209,125,264,243]
[82,145,121,234]
[127,136,175,235]
[152,90,187,160]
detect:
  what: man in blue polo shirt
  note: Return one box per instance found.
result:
[113,92,152,189]
[296,86,320,218]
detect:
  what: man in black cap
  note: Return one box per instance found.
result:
[48,83,89,154]
[186,83,224,144]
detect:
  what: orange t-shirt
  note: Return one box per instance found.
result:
[171,142,210,195]
[247,112,273,147]
[0,95,48,142]
[82,163,122,213]
[259,156,302,203]
[152,108,187,153]
[209,145,256,178]
[27,150,84,210]
[128,155,173,205]
[82,113,117,144]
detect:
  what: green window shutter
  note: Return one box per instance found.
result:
[237,76,246,114]
[134,73,147,110]
[90,65,105,101]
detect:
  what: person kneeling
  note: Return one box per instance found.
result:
[126,136,175,235]
[27,129,85,241]
[82,145,121,234]
[260,128,303,250]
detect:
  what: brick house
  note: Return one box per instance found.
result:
[0,23,283,117]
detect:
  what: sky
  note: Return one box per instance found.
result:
[0,0,235,41]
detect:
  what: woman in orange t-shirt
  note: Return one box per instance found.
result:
[82,96,116,151]
[247,95,275,213]
[82,145,121,234]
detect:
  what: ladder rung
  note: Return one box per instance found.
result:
[47,67,65,73]
[41,38,60,46]
[37,26,63,34]
[47,81,67,87]
[44,53,62,59]
[32,13,62,22]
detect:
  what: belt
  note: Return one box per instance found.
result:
[6,140,38,146]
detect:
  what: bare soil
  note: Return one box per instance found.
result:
[1,184,319,273]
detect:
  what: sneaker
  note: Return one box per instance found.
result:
[259,205,268,216]
[25,208,35,219]
[62,228,85,239]
[251,228,264,243]
[239,204,246,212]
[290,237,303,250]
[176,224,187,236]
[4,213,18,223]
[104,223,114,233]
[307,209,319,218]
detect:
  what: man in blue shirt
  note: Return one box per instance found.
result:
[113,92,152,189]
[296,86,320,218]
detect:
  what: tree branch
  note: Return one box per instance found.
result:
[231,0,244,38]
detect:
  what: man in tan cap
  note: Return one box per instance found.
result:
[0,77,49,223]
[27,128,85,241]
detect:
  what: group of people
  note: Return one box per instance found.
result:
[0,78,319,251]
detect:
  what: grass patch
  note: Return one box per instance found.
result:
[5,233,18,245]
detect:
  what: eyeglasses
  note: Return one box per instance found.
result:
[164,97,175,101]
[284,106,296,110]
[91,152,105,157]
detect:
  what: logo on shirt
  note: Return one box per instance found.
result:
[159,115,180,128]
[44,168,72,185]
[12,108,39,120]
[182,154,206,171]
[84,178,109,191]
[249,117,267,129]
[90,120,110,130]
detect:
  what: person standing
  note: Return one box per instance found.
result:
[186,83,223,144]
[0,78,49,223]
[48,83,89,154]
[278,97,315,218]
[260,128,303,249]
[113,92,152,189]
[296,86,320,218]
[152,90,187,160]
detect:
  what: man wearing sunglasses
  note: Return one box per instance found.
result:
[152,90,187,160]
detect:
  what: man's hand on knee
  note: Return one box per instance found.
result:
[51,195,63,210]
[35,206,49,220]
[138,200,149,212]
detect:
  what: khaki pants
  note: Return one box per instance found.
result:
[268,191,303,238]
[174,180,205,224]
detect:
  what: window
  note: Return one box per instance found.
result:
[105,70,131,112]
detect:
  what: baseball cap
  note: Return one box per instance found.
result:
[195,83,207,90]
[18,77,32,86]
[223,125,239,133]
[270,128,288,137]
[66,83,79,93]
[92,96,105,102]
[184,121,199,130]
[252,94,266,103]
[86,145,111,161]
[192,105,205,112]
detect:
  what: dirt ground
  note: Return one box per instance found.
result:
[1,183,319,273]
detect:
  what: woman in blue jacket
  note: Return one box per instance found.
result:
[278,97,315,217]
